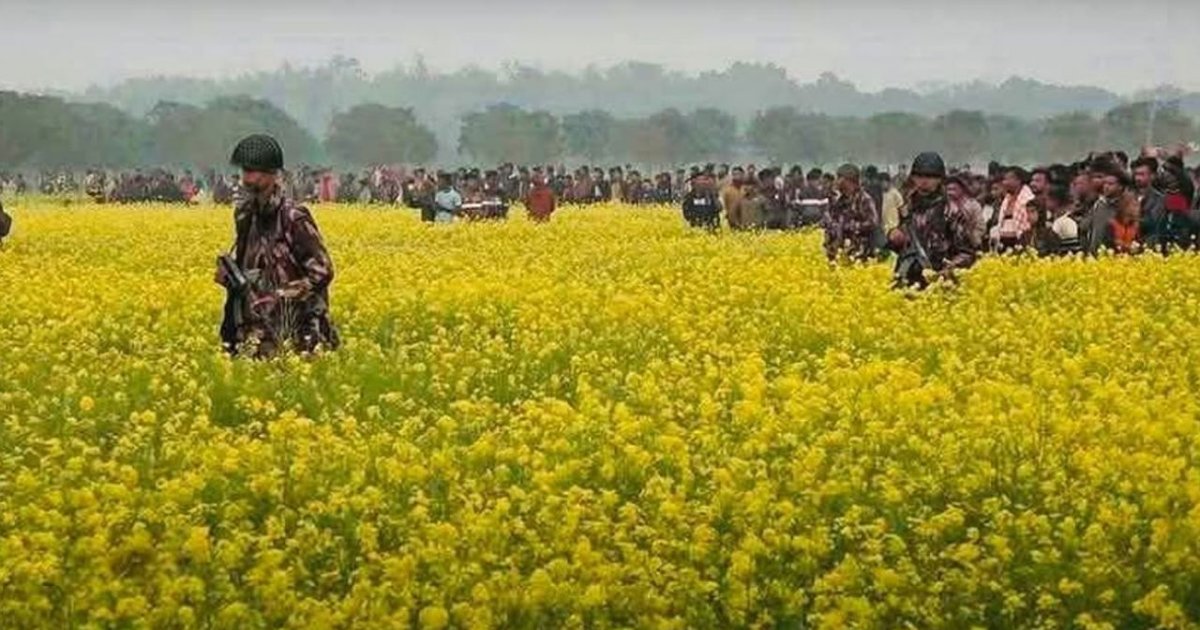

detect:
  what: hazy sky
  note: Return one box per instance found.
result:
[2,0,1198,94]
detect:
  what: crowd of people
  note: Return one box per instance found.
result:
[9,132,1199,356]
[5,146,1200,262]
[676,147,1200,259]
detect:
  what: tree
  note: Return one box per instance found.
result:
[614,118,670,167]
[866,112,930,166]
[458,104,561,164]
[0,92,147,169]
[932,110,989,165]
[686,108,738,162]
[1149,102,1195,148]
[1101,102,1153,151]
[147,96,323,168]
[643,108,692,164]
[146,101,205,166]
[1041,112,1101,162]
[746,106,832,165]
[326,103,437,166]
[985,114,1040,165]
[562,110,615,162]
[204,96,325,166]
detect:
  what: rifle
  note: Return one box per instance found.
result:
[892,220,935,289]
[218,253,248,354]
[218,253,270,354]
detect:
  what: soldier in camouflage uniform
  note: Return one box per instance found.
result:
[824,164,878,262]
[215,134,338,357]
[888,152,979,288]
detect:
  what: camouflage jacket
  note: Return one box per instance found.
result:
[902,189,978,271]
[824,189,878,259]
[218,188,337,353]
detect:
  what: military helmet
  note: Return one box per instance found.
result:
[230,134,284,172]
[910,152,946,178]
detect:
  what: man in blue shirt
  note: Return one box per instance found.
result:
[433,172,462,223]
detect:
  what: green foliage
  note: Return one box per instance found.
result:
[932,110,989,165]
[148,96,324,168]
[746,107,833,165]
[1041,112,1102,163]
[0,92,146,168]
[3,77,1199,171]
[459,104,562,165]
[326,103,438,166]
[562,110,615,162]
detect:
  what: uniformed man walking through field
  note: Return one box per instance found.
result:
[824,163,878,262]
[888,152,979,289]
[215,134,339,357]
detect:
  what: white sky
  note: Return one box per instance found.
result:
[1,0,1197,93]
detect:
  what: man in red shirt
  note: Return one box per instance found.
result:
[525,171,557,223]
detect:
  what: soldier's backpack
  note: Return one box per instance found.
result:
[0,201,12,239]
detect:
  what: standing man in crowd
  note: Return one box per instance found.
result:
[1132,157,1166,249]
[992,166,1034,251]
[796,168,830,227]
[721,166,747,229]
[434,172,463,223]
[215,134,338,358]
[824,164,878,262]
[879,173,904,240]
[525,170,557,223]
[681,170,722,230]
[945,174,986,251]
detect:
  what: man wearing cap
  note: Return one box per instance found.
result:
[215,134,338,357]
[824,164,878,262]
[888,152,978,288]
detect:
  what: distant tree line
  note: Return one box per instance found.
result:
[77,59,1200,163]
[1,89,1195,170]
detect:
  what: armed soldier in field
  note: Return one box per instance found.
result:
[888,152,979,289]
[215,134,339,358]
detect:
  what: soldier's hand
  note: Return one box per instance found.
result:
[277,280,312,300]
[250,292,278,311]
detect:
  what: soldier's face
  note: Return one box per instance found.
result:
[912,175,940,194]
[242,170,276,195]
[836,177,858,196]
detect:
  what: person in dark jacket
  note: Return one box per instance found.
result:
[681,171,722,230]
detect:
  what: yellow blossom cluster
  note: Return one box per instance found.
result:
[1,201,1199,628]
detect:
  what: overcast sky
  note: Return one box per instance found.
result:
[2,0,1197,94]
